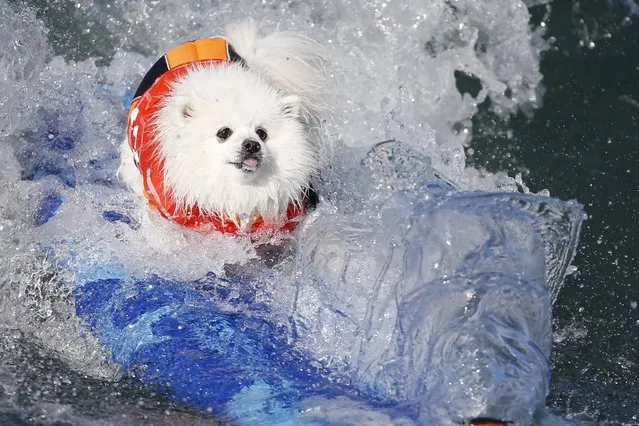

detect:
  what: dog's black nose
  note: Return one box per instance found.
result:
[242,139,261,154]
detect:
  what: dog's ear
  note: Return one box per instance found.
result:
[278,95,301,118]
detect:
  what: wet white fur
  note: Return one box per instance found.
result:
[225,20,330,128]
[118,21,330,222]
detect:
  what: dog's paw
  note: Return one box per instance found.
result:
[117,140,144,196]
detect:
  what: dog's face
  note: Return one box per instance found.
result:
[153,63,317,217]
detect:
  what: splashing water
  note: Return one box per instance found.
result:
[0,0,584,424]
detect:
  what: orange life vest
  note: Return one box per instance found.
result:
[126,38,313,235]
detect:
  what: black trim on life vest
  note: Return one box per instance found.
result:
[132,40,247,102]
[303,185,319,210]
[133,55,170,100]
[228,43,247,67]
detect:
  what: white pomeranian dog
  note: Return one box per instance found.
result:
[118,21,330,235]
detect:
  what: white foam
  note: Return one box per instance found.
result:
[0,0,550,277]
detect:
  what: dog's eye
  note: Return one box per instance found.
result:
[216,127,233,141]
[255,127,268,142]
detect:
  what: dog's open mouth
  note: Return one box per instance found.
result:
[229,156,262,173]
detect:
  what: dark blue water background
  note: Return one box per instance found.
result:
[468,1,639,422]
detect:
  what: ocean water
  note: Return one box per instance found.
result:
[468,1,639,423]
[0,0,635,425]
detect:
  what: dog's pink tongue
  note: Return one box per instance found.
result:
[243,158,258,168]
